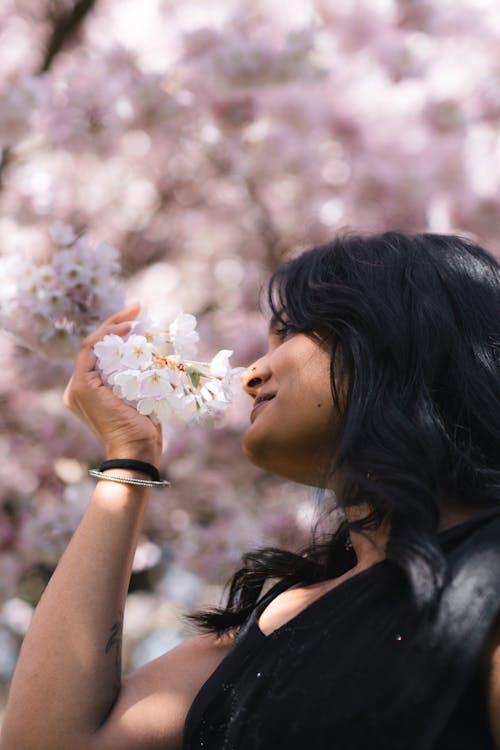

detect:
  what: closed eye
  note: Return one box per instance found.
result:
[273,324,296,343]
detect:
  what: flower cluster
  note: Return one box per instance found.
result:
[94,313,242,429]
[0,222,124,360]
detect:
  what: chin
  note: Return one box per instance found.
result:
[242,434,328,487]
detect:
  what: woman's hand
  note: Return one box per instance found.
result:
[63,304,162,465]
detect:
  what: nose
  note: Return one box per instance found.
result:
[240,358,271,395]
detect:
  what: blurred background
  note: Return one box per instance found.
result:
[1,0,500,715]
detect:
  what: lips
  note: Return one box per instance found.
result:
[250,392,275,422]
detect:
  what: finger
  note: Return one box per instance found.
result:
[81,320,133,350]
[80,305,140,348]
[80,304,140,347]
[102,304,141,328]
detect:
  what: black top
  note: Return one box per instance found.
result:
[183,511,500,749]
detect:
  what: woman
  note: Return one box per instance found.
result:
[1,231,499,749]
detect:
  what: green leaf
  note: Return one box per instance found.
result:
[187,367,201,389]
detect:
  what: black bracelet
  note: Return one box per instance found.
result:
[98,459,161,483]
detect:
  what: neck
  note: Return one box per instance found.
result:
[345,504,388,570]
[345,503,485,569]
[438,505,484,530]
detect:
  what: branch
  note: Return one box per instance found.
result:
[207,146,289,269]
[0,148,11,189]
[39,0,99,73]
[244,174,288,269]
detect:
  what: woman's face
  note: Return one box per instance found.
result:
[241,322,340,486]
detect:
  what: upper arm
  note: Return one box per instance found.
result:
[89,631,233,750]
[483,615,500,748]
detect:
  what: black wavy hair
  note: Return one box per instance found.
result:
[188,231,500,636]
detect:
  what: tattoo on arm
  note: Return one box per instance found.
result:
[105,611,123,693]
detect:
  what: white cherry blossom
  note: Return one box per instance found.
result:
[111,369,142,400]
[209,349,233,378]
[139,368,175,398]
[93,335,125,375]
[169,313,199,359]
[120,335,155,369]
[94,312,239,435]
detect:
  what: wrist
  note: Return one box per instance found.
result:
[91,457,169,490]
[104,441,161,466]
[99,459,161,482]
[97,468,155,486]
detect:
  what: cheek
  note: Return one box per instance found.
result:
[242,343,337,474]
[242,386,337,464]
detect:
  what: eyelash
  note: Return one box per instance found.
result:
[275,323,295,342]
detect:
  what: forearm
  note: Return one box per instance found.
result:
[2,476,150,749]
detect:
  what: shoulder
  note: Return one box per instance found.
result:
[89,632,233,750]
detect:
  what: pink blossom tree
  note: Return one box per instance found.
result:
[1,0,500,687]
